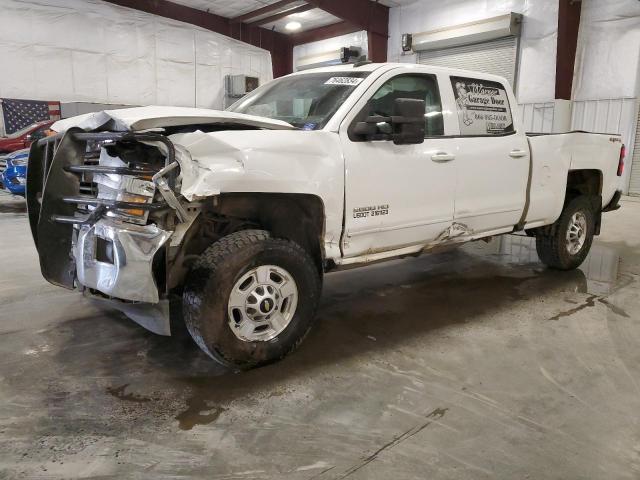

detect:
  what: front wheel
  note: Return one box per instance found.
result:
[535,195,596,270]
[182,230,322,370]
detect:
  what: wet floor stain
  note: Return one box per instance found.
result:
[549,295,598,321]
[106,384,152,403]
[598,298,630,318]
[175,394,227,430]
[549,294,630,321]
[338,407,449,478]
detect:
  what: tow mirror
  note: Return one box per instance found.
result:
[391,98,425,145]
[353,120,378,136]
[353,98,425,144]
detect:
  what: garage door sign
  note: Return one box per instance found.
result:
[450,76,514,135]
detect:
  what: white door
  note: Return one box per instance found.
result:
[446,74,529,233]
[339,72,457,257]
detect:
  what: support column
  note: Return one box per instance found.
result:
[553,0,582,132]
[367,30,389,63]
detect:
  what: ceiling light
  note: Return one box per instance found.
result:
[285,21,302,31]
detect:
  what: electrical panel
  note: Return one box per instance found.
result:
[225,75,260,99]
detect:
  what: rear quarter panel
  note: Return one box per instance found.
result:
[525,132,622,227]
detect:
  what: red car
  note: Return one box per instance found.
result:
[0,120,54,153]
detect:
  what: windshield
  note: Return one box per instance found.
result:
[6,122,42,139]
[228,71,370,130]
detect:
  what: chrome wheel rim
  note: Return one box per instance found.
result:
[566,211,587,255]
[227,265,298,342]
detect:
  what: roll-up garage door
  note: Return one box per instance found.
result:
[417,36,518,88]
[628,107,640,195]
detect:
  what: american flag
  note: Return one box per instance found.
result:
[1,98,61,134]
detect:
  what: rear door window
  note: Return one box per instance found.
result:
[450,76,514,135]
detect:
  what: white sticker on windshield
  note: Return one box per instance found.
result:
[324,77,364,86]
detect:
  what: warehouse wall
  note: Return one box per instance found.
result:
[0,0,273,110]
[387,0,559,104]
[573,0,640,102]
[571,0,640,193]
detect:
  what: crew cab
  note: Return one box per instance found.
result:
[27,63,624,370]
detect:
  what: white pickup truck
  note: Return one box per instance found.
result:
[28,62,625,369]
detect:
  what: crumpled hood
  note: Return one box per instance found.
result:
[51,106,295,133]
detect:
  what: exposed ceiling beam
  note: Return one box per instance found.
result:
[291,21,361,46]
[246,4,315,27]
[304,0,389,37]
[231,0,300,23]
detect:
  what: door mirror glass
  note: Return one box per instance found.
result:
[353,116,393,137]
[352,98,425,144]
[391,98,425,145]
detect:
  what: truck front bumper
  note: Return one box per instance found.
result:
[74,219,172,304]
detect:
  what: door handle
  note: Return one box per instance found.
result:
[509,149,528,158]
[431,152,455,162]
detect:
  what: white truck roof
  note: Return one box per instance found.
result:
[289,62,511,87]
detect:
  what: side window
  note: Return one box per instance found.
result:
[450,76,514,135]
[366,74,444,137]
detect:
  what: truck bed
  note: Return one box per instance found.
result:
[523,131,622,229]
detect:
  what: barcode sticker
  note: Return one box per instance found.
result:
[324,77,364,86]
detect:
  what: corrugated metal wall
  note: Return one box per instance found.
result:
[628,107,640,195]
[626,111,640,195]
[518,102,555,133]
[517,98,639,193]
[570,97,638,194]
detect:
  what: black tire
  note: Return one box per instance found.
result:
[535,195,596,270]
[182,229,322,370]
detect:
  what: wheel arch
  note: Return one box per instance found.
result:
[566,169,603,234]
[210,192,326,274]
[566,169,602,198]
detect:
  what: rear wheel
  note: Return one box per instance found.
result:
[535,195,596,270]
[182,230,321,370]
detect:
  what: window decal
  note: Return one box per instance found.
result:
[450,76,514,135]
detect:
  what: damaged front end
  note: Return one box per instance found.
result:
[27,129,186,335]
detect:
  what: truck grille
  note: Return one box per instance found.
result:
[27,129,181,290]
[78,149,100,199]
[32,131,175,226]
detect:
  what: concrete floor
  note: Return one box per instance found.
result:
[1,190,639,479]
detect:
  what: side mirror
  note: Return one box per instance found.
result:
[353,120,378,137]
[391,98,425,145]
[352,98,426,144]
